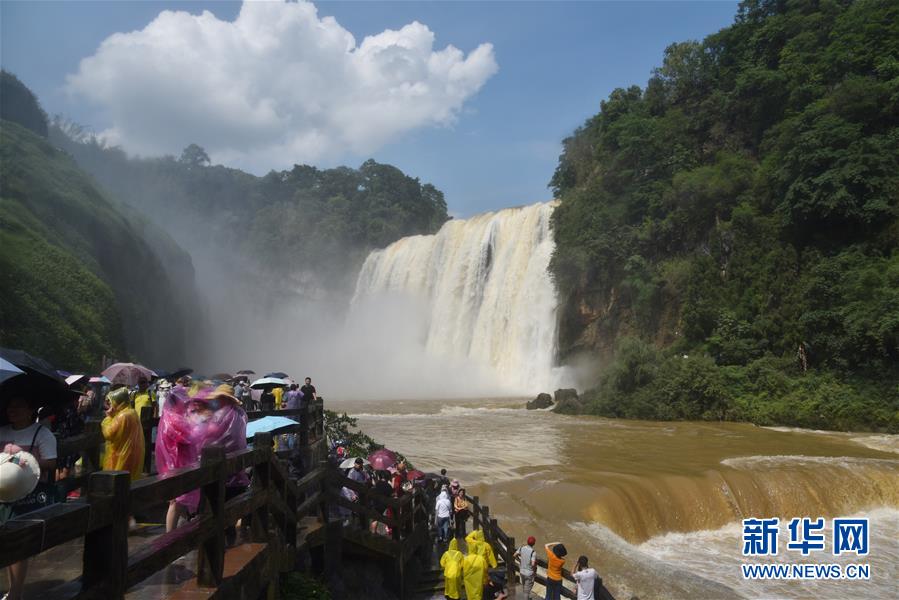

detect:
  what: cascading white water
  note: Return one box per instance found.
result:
[352,201,565,393]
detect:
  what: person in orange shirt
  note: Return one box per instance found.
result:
[544,541,567,600]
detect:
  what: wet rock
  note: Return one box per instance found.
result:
[526,393,554,410]
[552,388,582,413]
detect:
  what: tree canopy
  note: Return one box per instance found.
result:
[550,0,899,431]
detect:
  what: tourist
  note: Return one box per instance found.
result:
[156,385,199,532]
[101,387,145,480]
[190,384,249,546]
[466,529,498,584]
[462,545,488,600]
[132,377,155,418]
[300,376,317,404]
[0,390,58,600]
[272,384,284,410]
[284,383,301,409]
[543,542,567,600]
[483,572,508,600]
[259,387,275,411]
[572,555,597,600]
[514,535,537,598]
[453,488,471,537]
[435,485,453,543]
[440,537,464,600]
[439,467,450,488]
[349,457,368,484]
[370,470,392,535]
[449,478,461,498]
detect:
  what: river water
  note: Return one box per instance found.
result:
[329,397,899,599]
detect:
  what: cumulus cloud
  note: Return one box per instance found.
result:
[66,0,497,170]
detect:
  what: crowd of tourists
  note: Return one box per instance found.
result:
[0,359,318,600]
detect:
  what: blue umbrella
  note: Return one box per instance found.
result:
[246,416,300,438]
[0,357,24,385]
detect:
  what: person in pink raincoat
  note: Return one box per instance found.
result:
[184,384,250,544]
[156,384,200,531]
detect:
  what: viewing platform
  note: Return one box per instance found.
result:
[1,400,615,599]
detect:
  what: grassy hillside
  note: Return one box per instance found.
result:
[550,0,898,431]
[0,120,197,371]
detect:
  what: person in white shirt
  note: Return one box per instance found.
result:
[513,535,538,598]
[435,486,453,543]
[572,555,597,600]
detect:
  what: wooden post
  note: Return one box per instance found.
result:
[139,406,153,475]
[251,432,273,543]
[507,535,516,585]
[299,401,310,447]
[472,496,480,530]
[197,445,226,586]
[82,471,131,599]
[481,505,490,542]
[315,399,325,440]
[319,460,331,524]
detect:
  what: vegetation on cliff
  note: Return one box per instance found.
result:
[550,0,898,431]
[0,73,199,371]
[50,125,450,293]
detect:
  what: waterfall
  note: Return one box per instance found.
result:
[352,201,564,393]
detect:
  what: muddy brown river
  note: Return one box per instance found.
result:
[330,397,899,599]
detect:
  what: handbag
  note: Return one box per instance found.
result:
[6,425,60,516]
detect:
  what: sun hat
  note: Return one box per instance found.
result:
[0,450,40,502]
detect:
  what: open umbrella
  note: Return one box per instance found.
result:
[65,374,87,387]
[102,362,157,387]
[368,449,398,470]
[236,369,256,375]
[264,372,289,379]
[250,377,288,390]
[406,469,426,482]
[0,357,24,386]
[0,348,77,424]
[245,416,300,438]
[210,372,233,381]
[89,375,111,385]
[339,457,370,470]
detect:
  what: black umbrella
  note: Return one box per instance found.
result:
[236,369,256,375]
[156,367,193,381]
[264,372,289,379]
[0,348,77,425]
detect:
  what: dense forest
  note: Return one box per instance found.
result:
[550,0,898,431]
[50,126,450,294]
[0,72,200,371]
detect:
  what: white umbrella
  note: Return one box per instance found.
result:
[339,457,370,469]
[250,377,288,389]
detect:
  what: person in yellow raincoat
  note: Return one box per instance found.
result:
[440,538,464,599]
[466,529,498,583]
[462,546,487,600]
[101,387,145,480]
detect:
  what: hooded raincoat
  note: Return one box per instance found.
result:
[462,551,487,600]
[101,388,145,480]
[440,538,464,599]
[156,386,201,512]
[466,529,498,582]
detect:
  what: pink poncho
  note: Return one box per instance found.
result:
[155,386,202,511]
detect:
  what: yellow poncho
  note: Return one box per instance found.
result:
[101,388,145,480]
[462,551,487,600]
[466,529,497,583]
[440,538,464,599]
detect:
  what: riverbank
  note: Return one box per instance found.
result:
[555,348,899,433]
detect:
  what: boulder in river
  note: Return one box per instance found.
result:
[526,393,554,410]
[552,388,582,413]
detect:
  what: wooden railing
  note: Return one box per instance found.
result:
[0,431,329,599]
[466,493,616,600]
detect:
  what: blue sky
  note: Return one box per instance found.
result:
[1,1,739,217]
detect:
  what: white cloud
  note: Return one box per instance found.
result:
[66,0,497,171]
